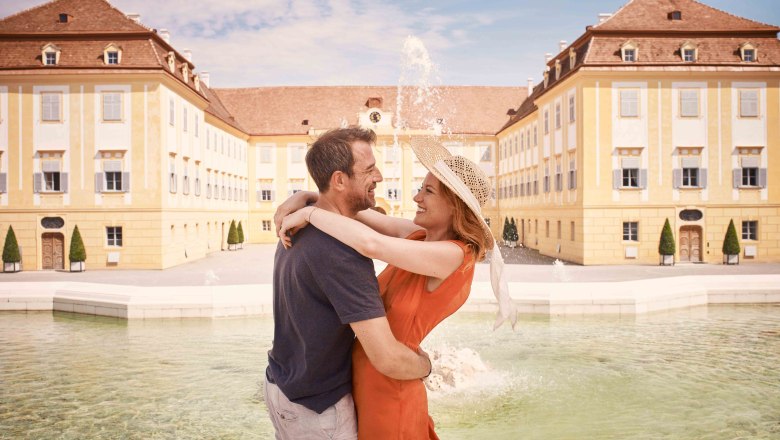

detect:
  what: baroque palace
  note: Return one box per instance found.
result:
[0,0,777,270]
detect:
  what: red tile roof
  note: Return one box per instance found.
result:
[0,0,151,34]
[594,0,779,33]
[213,86,525,136]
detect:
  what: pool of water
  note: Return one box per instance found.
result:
[1,305,779,439]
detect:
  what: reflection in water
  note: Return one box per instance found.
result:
[1,306,780,439]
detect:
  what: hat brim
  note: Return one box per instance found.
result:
[410,137,495,248]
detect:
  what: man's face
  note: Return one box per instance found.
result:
[344,140,383,214]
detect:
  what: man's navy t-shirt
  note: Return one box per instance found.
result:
[266,224,385,413]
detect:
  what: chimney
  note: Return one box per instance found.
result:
[159,28,170,44]
[545,53,553,63]
[126,13,141,23]
[527,77,533,95]
[200,72,210,88]
[182,49,192,63]
[559,40,567,53]
[598,13,612,23]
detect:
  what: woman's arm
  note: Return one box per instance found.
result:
[279,206,463,280]
[274,191,318,235]
[354,208,423,239]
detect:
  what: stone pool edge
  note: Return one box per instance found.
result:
[1,275,778,319]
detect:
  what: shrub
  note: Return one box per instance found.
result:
[227,220,239,246]
[722,219,741,255]
[658,218,675,256]
[2,226,21,263]
[69,225,87,262]
[237,221,245,244]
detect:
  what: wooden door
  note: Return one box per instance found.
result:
[42,233,64,270]
[679,226,702,263]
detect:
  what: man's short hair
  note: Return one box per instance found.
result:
[306,127,377,192]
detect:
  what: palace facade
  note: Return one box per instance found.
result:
[0,0,777,270]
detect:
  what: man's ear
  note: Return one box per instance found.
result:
[330,171,346,192]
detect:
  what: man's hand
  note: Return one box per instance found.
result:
[351,317,433,380]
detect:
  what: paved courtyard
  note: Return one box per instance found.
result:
[5,243,779,286]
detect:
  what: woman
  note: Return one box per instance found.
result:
[277,138,514,439]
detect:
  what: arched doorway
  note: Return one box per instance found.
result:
[679,226,702,263]
[41,232,64,270]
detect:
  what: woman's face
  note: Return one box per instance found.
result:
[412,173,454,231]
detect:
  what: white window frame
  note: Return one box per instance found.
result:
[620,89,639,118]
[106,226,123,247]
[102,92,122,122]
[739,90,759,118]
[623,222,639,241]
[679,89,699,118]
[742,221,758,241]
[41,92,62,122]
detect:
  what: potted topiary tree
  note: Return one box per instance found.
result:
[502,217,509,246]
[658,218,675,266]
[227,220,238,251]
[2,225,21,273]
[237,221,245,250]
[722,219,740,265]
[508,217,518,248]
[69,225,87,272]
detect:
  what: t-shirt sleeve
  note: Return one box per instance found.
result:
[304,234,386,324]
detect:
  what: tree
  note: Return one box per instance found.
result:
[237,221,245,249]
[502,217,509,244]
[227,220,239,250]
[69,225,87,262]
[509,217,519,243]
[722,219,741,256]
[2,225,21,264]
[658,218,675,259]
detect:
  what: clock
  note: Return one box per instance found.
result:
[369,111,382,123]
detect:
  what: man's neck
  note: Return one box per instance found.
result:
[315,192,358,219]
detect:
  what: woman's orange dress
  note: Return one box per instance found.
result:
[352,231,475,439]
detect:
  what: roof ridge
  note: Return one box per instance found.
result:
[592,0,634,29]
[0,0,60,23]
[689,0,780,31]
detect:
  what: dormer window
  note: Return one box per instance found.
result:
[681,42,697,62]
[58,13,69,23]
[41,43,61,66]
[621,41,638,62]
[543,70,549,88]
[167,52,175,73]
[181,64,189,84]
[555,60,561,80]
[669,10,682,20]
[194,75,200,92]
[740,43,757,62]
[103,43,122,65]
[569,47,576,69]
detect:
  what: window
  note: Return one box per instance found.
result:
[480,145,491,162]
[683,48,696,62]
[289,179,303,195]
[45,52,57,65]
[102,92,121,121]
[290,145,304,163]
[739,90,759,117]
[194,114,199,137]
[670,10,682,20]
[106,51,119,65]
[544,110,549,134]
[106,226,123,247]
[623,222,638,241]
[545,220,550,238]
[42,160,61,192]
[555,163,562,192]
[262,220,272,232]
[623,48,636,62]
[41,92,61,122]
[555,103,561,129]
[169,98,175,125]
[568,158,577,190]
[682,167,699,187]
[742,221,758,241]
[620,90,639,117]
[194,167,201,196]
[183,106,188,132]
[169,157,177,193]
[104,160,123,191]
[570,221,575,241]
[543,166,550,193]
[743,48,755,62]
[622,168,639,188]
[557,221,561,239]
[680,89,699,117]
[568,95,575,123]
[742,167,758,187]
[182,161,190,195]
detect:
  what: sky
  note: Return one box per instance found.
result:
[2,0,779,88]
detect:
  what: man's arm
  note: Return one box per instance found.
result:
[350,317,431,380]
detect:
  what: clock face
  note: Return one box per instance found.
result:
[369,111,381,123]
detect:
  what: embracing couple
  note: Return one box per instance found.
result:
[265,127,514,439]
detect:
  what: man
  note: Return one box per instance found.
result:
[265,127,431,440]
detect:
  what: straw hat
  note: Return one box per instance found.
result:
[410,137,494,246]
[410,136,517,330]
